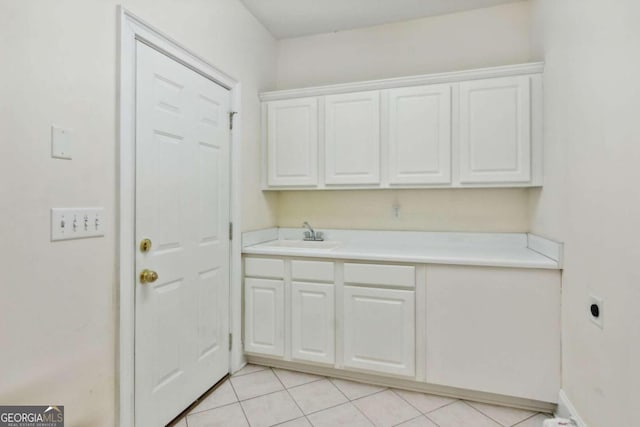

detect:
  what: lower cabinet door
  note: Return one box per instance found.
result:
[343,286,415,377]
[291,282,335,364]
[244,278,284,357]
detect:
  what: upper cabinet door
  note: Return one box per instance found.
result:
[459,76,531,184]
[388,85,451,185]
[325,91,380,185]
[267,97,318,187]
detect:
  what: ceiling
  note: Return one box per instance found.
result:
[240,0,525,39]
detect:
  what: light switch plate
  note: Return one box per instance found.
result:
[51,207,105,241]
[51,126,72,159]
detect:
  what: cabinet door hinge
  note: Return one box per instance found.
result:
[228,333,232,351]
[229,222,233,240]
[229,111,238,130]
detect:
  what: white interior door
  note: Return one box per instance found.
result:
[134,41,231,427]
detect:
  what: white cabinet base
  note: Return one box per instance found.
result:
[425,265,560,402]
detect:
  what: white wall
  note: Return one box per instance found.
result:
[275,2,536,232]
[529,1,640,425]
[0,1,276,425]
[277,2,532,89]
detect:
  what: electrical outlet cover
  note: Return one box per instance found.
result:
[589,294,604,329]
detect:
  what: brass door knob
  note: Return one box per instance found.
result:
[140,269,159,284]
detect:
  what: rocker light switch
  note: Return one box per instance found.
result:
[51,126,73,159]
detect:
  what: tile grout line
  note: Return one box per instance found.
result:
[467,399,545,427]
[271,367,309,426]
[388,387,459,425]
[228,377,252,427]
[232,367,538,427]
[423,398,459,414]
[464,400,509,426]
[346,387,391,426]
[390,388,433,415]
[231,367,290,403]
[327,377,378,426]
[287,377,375,425]
[232,365,269,378]
[391,414,425,427]
[274,367,326,389]
[329,377,389,401]
[512,412,546,426]
[286,379,354,419]
[461,400,504,426]
[388,389,445,427]
[423,412,442,427]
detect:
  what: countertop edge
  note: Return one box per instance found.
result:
[241,247,560,270]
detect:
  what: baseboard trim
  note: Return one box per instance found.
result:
[556,390,588,427]
[247,356,556,413]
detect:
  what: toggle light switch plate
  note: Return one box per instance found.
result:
[51,207,105,241]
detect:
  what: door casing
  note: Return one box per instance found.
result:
[118,8,244,427]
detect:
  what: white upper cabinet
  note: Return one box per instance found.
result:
[459,76,531,184]
[324,91,380,185]
[266,97,318,187]
[260,63,543,189]
[387,85,451,185]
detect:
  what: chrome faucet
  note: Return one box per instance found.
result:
[302,221,324,241]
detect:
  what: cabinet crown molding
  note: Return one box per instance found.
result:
[260,62,544,101]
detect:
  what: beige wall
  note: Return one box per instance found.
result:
[529,0,640,424]
[279,189,530,231]
[0,1,276,425]
[275,2,535,232]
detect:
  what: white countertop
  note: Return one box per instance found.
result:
[242,228,562,270]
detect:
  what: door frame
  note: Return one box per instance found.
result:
[117,8,243,426]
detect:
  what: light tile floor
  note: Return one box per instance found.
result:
[180,364,553,427]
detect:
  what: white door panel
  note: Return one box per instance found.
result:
[267,98,319,187]
[459,76,531,183]
[244,278,285,357]
[343,286,415,377]
[135,41,230,427]
[325,91,380,185]
[388,85,451,184]
[291,282,335,364]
